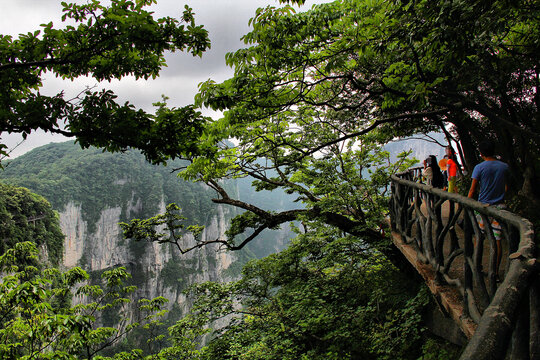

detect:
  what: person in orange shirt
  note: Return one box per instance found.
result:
[446,146,458,193]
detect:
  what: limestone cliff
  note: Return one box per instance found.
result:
[0,143,233,317]
[58,196,237,318]
[0,141,291,322]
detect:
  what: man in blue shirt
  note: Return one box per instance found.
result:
[467,141,509,204]
[467,140,509,279]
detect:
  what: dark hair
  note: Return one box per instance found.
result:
[478,140,495,157]
[446,145,459,163]
[427,155,444,188]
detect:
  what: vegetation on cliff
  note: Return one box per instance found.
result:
[0,182,64,266]
[0,242,168,359]
[0,141,217,233]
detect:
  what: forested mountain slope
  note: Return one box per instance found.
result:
[0,141,292,324]
[0,182,64,266]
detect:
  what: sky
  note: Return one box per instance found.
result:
[0,0,331,158]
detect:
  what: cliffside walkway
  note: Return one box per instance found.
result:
[390,168,539,360]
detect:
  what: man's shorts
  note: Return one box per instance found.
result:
[475,204,506,241]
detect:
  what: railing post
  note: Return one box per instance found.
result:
[390,182,397,232]
[463,209,473,319]
[434,195,443,266]
[395,182,404,233]
[530,273,540,359]
[509,293,530,359]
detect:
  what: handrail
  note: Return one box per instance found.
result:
[389,168,538,360]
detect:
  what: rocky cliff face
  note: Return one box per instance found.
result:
[384,132,447,165]
[58,194,238,317]
[0,141,293,324]
[0,142,247,320]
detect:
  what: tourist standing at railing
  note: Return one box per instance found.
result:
[440,155,449,189]
[422,155,444,188]
[445,146,459,193]
[467,140,509,277]
[467,141,508,206]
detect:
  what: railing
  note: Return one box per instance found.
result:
[390,168,539,360]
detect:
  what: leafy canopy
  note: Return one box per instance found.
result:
[168,224,459,360]
[0,0,210,165]
[163,0,540,254]
[0,242,168,360]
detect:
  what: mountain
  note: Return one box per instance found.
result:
[0,141,293,327]
[384,133,448,165]
[0,182,64,266]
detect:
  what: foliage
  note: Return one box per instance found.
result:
[0,242,168,359]
[0,182,64,265]
[173,0,540,254]
[419,338,462,360]
[167,224,448,360]
[0,141,217,234]
[180,130,415,253]
[2,0,535,357]
[121,203,205,255]
[0,0,210,165]
[159,258,198,290]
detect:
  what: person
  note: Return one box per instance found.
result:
[445,146,459,193]
[440,155,449,189]
[422,155,444,188]
[468,141,508,205]
[467,140,509,278]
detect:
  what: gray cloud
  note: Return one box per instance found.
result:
[1,0,330,158]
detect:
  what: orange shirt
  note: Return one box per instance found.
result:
[447,158,458,177]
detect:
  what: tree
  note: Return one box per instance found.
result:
[0,0,211,165]
[4,0,537,355]
[166,224,459,360]
[379,0,540,199]
[124,139,415,255]
[159,0,539,254]
[0,242,168,359]
[118,2,537,355]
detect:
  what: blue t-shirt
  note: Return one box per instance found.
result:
[471,160,508,205]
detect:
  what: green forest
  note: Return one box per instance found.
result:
[0,141,217,232]
[0,0,538,359]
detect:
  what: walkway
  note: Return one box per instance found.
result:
[390,169,538,360]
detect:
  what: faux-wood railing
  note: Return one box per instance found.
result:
[389,168,538,360]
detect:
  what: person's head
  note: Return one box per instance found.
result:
[478,140,495,158]
[445,146,458,162]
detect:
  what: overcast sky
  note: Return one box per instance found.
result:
[0,0,330,158]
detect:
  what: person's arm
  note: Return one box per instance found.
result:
[468,178,478,198]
